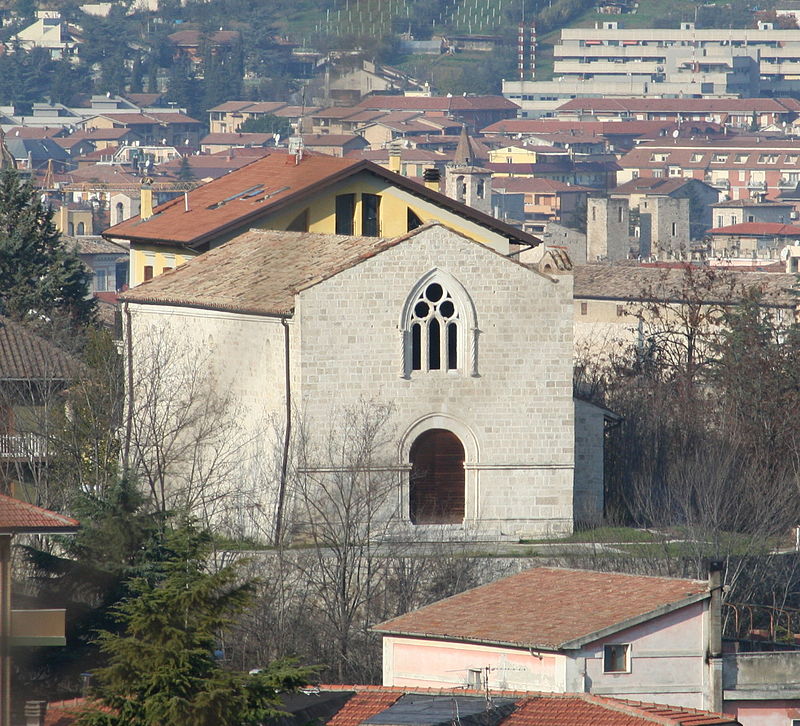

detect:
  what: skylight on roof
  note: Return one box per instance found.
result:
[208,184,265,209]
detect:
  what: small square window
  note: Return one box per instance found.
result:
[467,668,482,689]
[604,643,630,673]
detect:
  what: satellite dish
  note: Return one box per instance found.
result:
[672,129,679,138]
[273,133,281,145]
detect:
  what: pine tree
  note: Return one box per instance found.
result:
[0,169,94,325]
[177,155,195,182]
[77,525,313,726]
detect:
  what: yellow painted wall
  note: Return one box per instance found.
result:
[126,169,511,286]
[488,146,539,164]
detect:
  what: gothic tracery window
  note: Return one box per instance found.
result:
[410,282,459,372]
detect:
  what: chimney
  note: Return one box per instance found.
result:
[706,559,725,713]
[140,183,153,221]
[423,167,441,192]
[388,147,401,174]
[24,701,47,726]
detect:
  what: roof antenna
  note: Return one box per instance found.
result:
[288,121,304,164]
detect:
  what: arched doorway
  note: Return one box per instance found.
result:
[409,429,465,524]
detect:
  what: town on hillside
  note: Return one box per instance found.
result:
[4,0,800,724]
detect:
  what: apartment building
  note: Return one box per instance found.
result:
[618,137,800,201]
[503,22,800,115]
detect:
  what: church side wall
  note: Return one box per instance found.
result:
[295,225,575,538]
[125,303,290,535]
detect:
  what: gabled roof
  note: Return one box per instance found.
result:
[105,151,540,249]
[319,687,740,726]
[120,223,528,316]
[0,316,86,381]
[0,494,79,534]
[373,567,708,650]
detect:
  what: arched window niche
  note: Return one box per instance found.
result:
[409,429,465,524]
[400,270,478,378]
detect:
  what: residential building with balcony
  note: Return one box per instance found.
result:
[617,138,800,202]
[0,318,86,499]
[503,22,800,114]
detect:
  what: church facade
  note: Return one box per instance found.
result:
[122,223,588,539]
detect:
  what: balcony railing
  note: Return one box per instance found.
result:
[747,180,767,191]
[779,177,798,189]
[0,433,48,460]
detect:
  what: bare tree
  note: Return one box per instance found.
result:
[125,324,251,525]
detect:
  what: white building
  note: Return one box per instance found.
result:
[504,22,800,114]
[121,223,601,540]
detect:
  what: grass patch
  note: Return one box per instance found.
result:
[520,526,660,545]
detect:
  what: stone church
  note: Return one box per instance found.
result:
[122,222,603,540]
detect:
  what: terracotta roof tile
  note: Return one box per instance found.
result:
[119,227,408,315]
[105,151,540,249]
[327,692,402,726]
[106,151,364,246]
[0,494,79,534]
[574,265,798,307]
[373,567,708,649]
[0,316,86,380]
[708,222,800,236]
[319,688,739,726]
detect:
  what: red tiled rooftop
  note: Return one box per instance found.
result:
[319,687,739,726]
[327,691,402,726]
[708,222,800,236]
[0,494,78,534]
[106,151,539,249]
[373,567,708,650]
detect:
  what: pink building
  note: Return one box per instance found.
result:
[375,568,721,710]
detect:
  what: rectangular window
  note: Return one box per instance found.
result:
[143,265,153,281]
[616,304,624,317]
[162,266,173,274]
[94,269,107,292]
[604,643,630,673]
[580,302,588,315]
[335,193,355,235]
[362,193,381,237]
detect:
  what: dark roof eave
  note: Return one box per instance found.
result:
[370,627,565,652]
[121,296,294,318]
[0,524,79,535]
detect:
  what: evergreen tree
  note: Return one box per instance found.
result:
[18,478,168,697]
[0,169,94,325]
[77,525,313,726]
[177,155,195,181]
